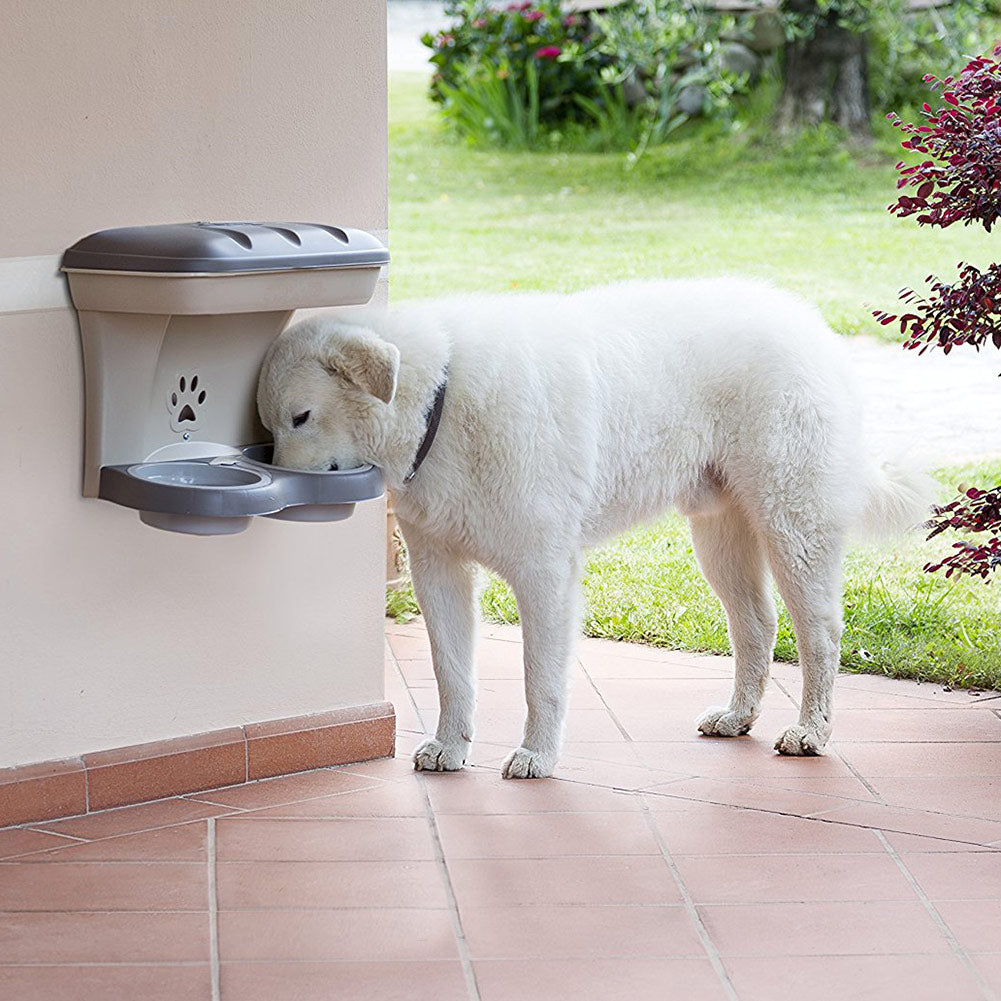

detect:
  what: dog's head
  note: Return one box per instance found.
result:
[256,317,399,471]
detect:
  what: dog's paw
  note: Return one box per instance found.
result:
[501,746,556,779]
[697,705,755,737]
[413,737,467,772]
[774,723,828,756]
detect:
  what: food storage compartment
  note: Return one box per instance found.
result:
[61,221,389,535]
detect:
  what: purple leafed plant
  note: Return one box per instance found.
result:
[925,486,1001,577]
[877,45,1001,578]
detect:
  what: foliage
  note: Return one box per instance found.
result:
[889,50,1001,233]
[423,0,747,149]
[423,0,605,138]
[438,55,543,148]
[867,0,999,113]
[781,0,991,42]
[926,484,1001,577]
[877,49,1001,352]
[779,1,998,135]
[586,0,746,148]
[422,0,999,149]
[780,0,885,38]
[878,46,1001,579]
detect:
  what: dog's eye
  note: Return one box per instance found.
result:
[292,410,310,429]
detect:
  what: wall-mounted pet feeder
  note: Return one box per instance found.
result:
[62,221,388,535]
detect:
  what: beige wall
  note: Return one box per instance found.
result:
[0,2,389,768]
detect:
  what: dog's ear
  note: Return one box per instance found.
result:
[322,329,399,404]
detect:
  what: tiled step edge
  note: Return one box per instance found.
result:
[0,701,396,828]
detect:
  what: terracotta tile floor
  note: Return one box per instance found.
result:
[3,620,1001,1001]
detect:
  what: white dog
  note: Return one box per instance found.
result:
[257,279,928,778]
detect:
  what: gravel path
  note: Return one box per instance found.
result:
[849,336,1000,466]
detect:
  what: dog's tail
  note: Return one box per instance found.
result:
[856,461,936,539]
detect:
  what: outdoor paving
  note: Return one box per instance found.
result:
[2,619,1001,1000]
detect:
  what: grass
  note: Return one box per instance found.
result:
[389,71,993,338]
[387,71,1001,690]
[388,462,1001,691]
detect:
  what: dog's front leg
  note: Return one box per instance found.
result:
[404,525,479,772]
[503,554,582,779]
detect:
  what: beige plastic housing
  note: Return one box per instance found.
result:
[65,266,381,497]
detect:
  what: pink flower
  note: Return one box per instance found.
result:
[563,14,581,28]
[435,32,455,48]
[534,45,561,60]
[472,17,488,28]
[523,9,545,21]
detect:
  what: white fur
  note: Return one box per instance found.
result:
[257,279,931,777]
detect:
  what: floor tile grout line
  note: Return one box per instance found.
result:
[0,962,213,968]
[438,755,1001,852]
[874,829,999,1001]
[637,795,739,1001]
[540,776,1001,852]
[0,951,976,965]
[638,775,989,827]
[20,828,90,844]
[392,639,431,741]
[8,808,257,857]
[770,677,800,710]
[821,751,886,805]
[417,774,481,1001]
[576,655,635,744]
[207,818,221,1001]
[183,780,387,814]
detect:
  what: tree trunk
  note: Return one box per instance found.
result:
[776,0,872,139]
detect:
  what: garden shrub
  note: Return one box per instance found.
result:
[423,0,605,145]
[423,0,1001,149]
[876,46,1001,579]
[587,0,746,149]
[422,0,747,149]
[867,0,999,114]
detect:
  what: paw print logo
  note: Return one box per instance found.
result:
[167,374,207,433]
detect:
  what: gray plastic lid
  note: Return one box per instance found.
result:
[62,222,389,274]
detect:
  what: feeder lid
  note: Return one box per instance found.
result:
[62,222,389,275]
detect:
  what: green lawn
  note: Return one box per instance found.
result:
[389,72,993,337]
[387,72,1001,690]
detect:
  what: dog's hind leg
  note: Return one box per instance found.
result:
[502,552,583,779]
[762,522,845,756]
[405,525,479,772]
[689,498,778,739]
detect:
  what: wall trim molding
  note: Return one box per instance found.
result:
[0,232,389,317]
[0,255,72,315]
[0,701,396,829]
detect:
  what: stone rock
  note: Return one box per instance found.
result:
[721,41,761,79]
[622,70,647,108]
[746,11,785,54]
[677,84,708,117]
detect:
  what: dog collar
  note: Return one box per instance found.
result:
[404,368,448,484]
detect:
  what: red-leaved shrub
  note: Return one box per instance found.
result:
[877,45,1001,578]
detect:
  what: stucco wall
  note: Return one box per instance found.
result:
[0,1,389,768]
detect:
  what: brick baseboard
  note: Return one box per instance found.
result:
[0,702,396,829]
